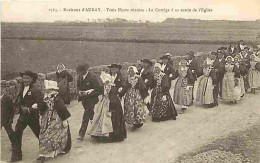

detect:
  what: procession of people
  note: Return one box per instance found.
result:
[1,40,260,162]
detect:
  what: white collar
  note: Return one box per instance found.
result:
[161,64,166,71]
[111,73,117,77]
[82,71,89,79]
[111,73,117,84]
[23,86,30,97]
[140,68,145,75]
[206,58,214,65]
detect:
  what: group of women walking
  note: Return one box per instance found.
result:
[1,42,260,162]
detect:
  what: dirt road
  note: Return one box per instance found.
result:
[1,92,260,163]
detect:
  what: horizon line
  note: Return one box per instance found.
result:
[2,17,260,23]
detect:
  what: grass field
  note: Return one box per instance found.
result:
[1,39,221,79]
[2,21,260,79]
[2,22,260,43]
[175,123,260,163]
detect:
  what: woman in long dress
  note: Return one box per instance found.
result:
[37,80,71,163]
[150,63,177,122]
[193,61,216,107]
[248,54,260,93]
[172,60,195,113]
[222,56,240,103]
[123,66,148,129]
[87,71,113,139]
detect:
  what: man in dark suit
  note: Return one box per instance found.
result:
[1,86,16,159]
[209,52,220,106]
[227,42,239,57]
[76,63,102,140]
[217,47,228,58]
[11,71,45,162]
[107,63,127,141]
[186,51,200,80]
[214,51,226,99]
[140,59,154,112]
[237,40,246,52]
[160,54,178,81]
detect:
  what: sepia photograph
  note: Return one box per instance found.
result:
[1,0,260,162]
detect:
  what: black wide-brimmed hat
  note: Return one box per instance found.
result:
[141,59,153,66]
[76,63,90,73]
[160,55,170,60]
[107,63,122,70]
[186,51,195,56]
[20,70,38,84]
[211,51,217,56]
[218,47,227,50]
[217,51,225,55]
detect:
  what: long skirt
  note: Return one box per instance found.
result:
[39,108,71,158]
[248,69,260,89]
[124,88,146,125]
[87,97,113,137]
[193,76,214,105]
[172,77,193,106]
[151,85,177,121]
[109,101,127,141]
[222,72,235,101]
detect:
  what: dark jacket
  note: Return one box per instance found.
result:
[77,72,102,104]
[237,44,246,53]
[141,69,154,91]
[111,72,126,98]
[162,64,178,81]
[108,72,126,112]
[56,70,73,105]
[227,46,238,55]
[186,59,200,79]
[213,59,226,80]
[15,84,45,121]
[1,94,14,127]
[238,62,248,76]
[209,69,218,86]
[241,53,251,66]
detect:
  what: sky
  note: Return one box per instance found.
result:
[1,0,260,22]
